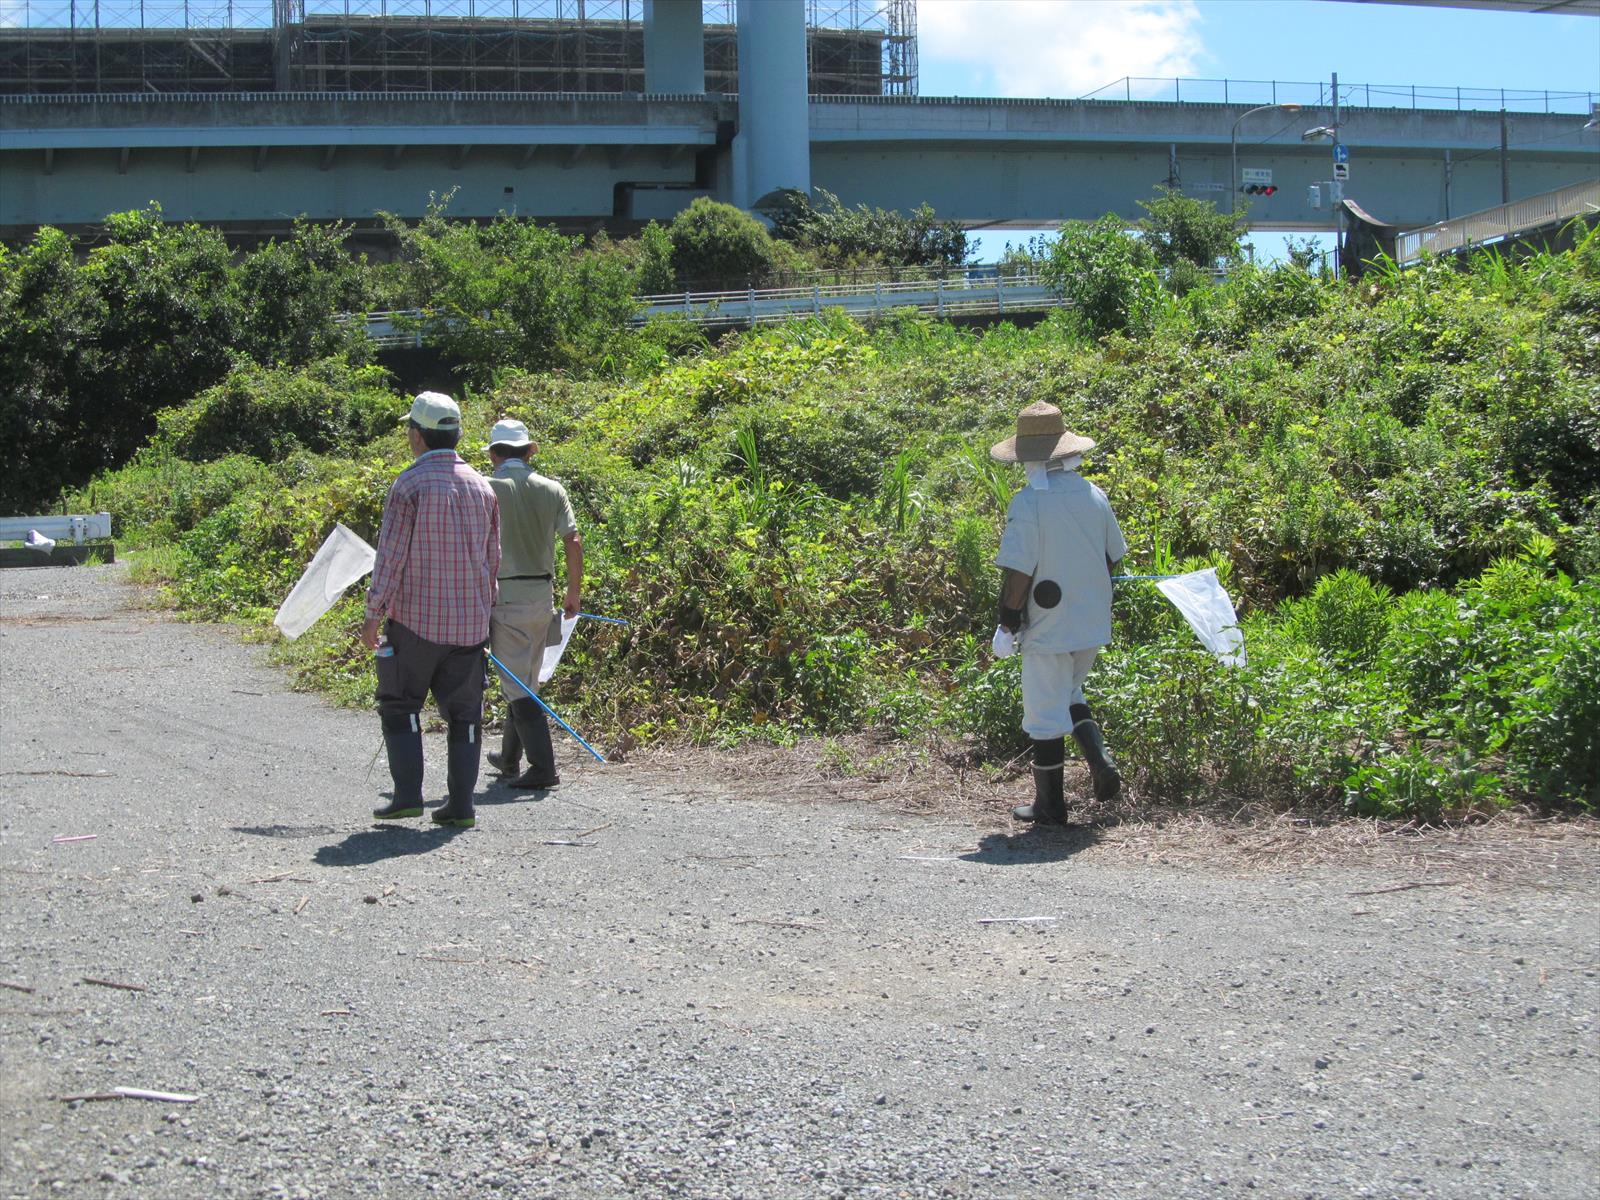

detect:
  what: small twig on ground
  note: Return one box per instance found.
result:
[733,918,819,930]
[977,916,1058,924]
[6,770,111,779]
[293,896,310,915]
[541,840,597,847]
[0,981,35,994]
[113,1087,198,1103]
[82,977,146,992]
[1346,880,1461,897]
[246,871,314,884]
[52,835,98,844]
[58,1092,123,1104]
[320,1008,353,1016]
[574,821,614,839]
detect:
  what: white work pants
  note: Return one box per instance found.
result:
[1021,648,1100,740]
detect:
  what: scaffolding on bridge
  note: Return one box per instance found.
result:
[0,0,918,97]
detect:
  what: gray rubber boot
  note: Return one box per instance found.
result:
[508,698,559,790]
[1012,737,1067,824]
[1071,702,1121,804]
[433,720,479,828]
[487,713,521,777]
[375,711,424,819]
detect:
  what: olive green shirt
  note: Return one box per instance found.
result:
[487,460,577,582]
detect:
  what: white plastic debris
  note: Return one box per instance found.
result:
[273,523,378,640]
[1155,567,1246,667]
[24,530,56,551]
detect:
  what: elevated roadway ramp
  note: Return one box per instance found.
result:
[1,91,1595,240]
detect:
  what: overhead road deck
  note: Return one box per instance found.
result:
[2,90,1596,240]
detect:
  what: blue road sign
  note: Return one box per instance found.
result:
[1334,143,1350,165]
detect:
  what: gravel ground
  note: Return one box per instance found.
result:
[2,564,1597,1200]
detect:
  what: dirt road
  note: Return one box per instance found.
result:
[2,566,1597,1199]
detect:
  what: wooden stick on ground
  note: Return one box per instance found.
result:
[1346,880,1461,897]
[82,977,147,992]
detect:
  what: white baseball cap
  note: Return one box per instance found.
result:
[487,418,533,450]
[408,391,461,431]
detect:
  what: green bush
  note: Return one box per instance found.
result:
[155,359,404,464]
[667,198,783,289]
[1042,215,1164,337]
[1280,569,1393,667]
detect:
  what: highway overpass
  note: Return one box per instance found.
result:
[2,90,1595,244]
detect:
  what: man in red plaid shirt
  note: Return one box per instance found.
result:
[361,392,500,829]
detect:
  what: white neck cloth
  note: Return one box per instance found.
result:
[1024,453,1083,491]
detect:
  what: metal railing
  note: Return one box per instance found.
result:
[1395,179,1600,264]
[1078,76,1599,115]
[0,89,722,105]
[358,266,1063,344]
[638,269,1061,326]
[6,82,1593,115]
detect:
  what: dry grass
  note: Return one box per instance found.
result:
[628,733,1600,891]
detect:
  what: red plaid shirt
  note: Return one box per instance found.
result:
[365,450,501,647]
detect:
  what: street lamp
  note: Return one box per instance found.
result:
[1230,102,1302,216]
[1301,125,1336,143]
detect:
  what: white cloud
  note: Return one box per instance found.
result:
[918,0,1206,99]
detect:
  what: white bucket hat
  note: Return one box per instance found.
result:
[486,418,534,451]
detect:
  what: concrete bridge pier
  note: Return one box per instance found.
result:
[734,0,811,208]
[643,0,705,95]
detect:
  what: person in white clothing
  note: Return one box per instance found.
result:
[990,401,1128,824]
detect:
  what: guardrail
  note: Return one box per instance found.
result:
[360,268,1065,344]
[1080,76,1598,115]
[637,270,1062,326]
[1395,179,1600,264]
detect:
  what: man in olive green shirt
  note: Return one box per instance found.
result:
[483,418,583,789]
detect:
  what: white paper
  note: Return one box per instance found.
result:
[273,523,378,641]
[1155,567,1246,667]
[538,614,580,683]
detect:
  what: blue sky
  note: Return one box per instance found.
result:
[915,0,1600,260]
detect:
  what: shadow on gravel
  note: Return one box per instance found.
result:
[232,824,338,839]
[312,825,465,867]
[960,825,1100,866]
[476,781,557,806]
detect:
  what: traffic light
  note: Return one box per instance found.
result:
[1240,184,1278,196]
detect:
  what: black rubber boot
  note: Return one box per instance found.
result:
[508,697,560,790]
[1071,702,1122,804]
[433,720,479,828]
[1012,737,1067,825]
[487,713,521,777]
[374,711,424,820]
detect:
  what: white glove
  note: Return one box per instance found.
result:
[991,625,1017,659]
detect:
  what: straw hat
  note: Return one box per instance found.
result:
[989,401,1096,464]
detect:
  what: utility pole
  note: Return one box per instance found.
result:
[1331,72,1343,276]
[1499,110,1510,205]
[1444,149,1453,220]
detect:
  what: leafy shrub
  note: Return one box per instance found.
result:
[770,188,968,271]
[1280,569,1393,667]
[1504,600,1600,807]
[155,360,404,463]
[667,198,783,289]
[1042,215,1163,337]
